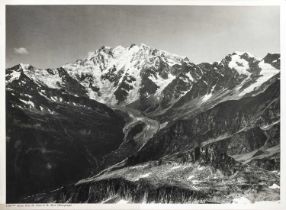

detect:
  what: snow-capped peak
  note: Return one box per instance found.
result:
[220,51,261,76]
[6,45,280,110]
[228,54,251,76]
[59,44,187,104]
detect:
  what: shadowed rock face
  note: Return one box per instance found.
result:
[263,53,280,69]
[125,79,279,166]
[6,46,280,203]
[6,77,126,202]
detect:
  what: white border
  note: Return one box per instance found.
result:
[0,0,6,208]
[0,0,285,210]
[0,0,283,5]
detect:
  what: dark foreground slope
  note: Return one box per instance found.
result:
[6,71,125,202]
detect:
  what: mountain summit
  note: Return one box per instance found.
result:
[6,44,280,111]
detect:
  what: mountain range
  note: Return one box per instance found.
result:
[6,43,280,203]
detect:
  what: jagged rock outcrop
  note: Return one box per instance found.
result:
[124,79,280,167]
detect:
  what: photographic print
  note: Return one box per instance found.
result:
[3,2,283,207]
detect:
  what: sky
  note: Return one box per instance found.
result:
[6,5,280,68]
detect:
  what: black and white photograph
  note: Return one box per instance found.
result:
[1,1,285,208]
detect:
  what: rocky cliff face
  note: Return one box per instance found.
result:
[6,44,280,203]
[128,78,279,164]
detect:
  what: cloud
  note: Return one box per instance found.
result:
[14,47,29,55]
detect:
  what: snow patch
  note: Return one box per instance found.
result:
[191,180,201,184]
[159,122,168,130]
[170,165,181,170]
[6,70,21,83]
[50,96,57,102]
[185,72,194,82]
[269,183,280,189]
[19,99,35,108]
[23,94,32,99]
[228,54,250,76]
[149,73,176,97]
[134,172,151,181]
[202,80,208,86]
[238,60,279,96]
[260,120,280,130]
[201,85,216,103]
[47,108,56,114]
[202,93,212,102]
[38,92,50,100]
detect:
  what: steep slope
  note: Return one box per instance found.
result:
[149,52,280,121]
[127,79,280,166]
[6,65,126,202]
